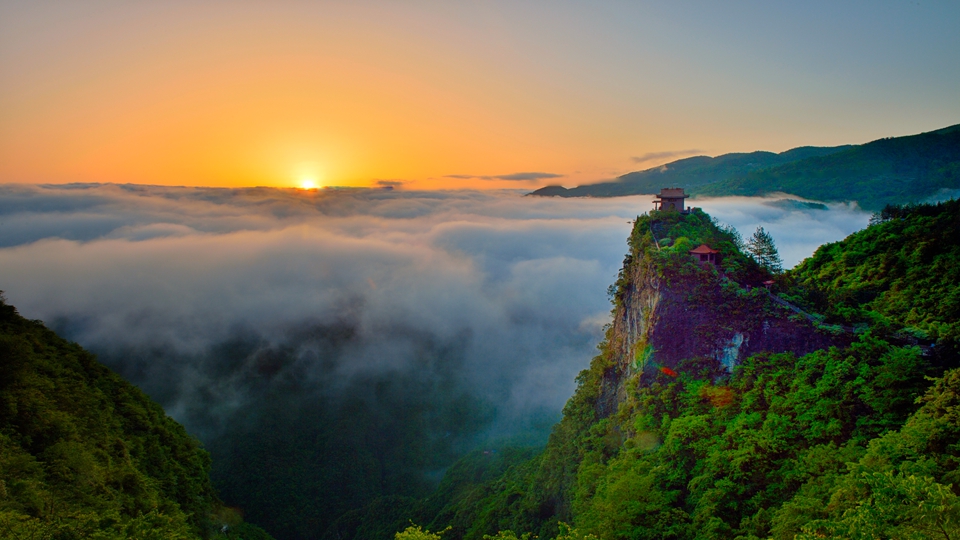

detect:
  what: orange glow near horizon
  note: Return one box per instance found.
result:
[0,4,715,191]
[0,44,603,190]
[2,3,955,191]
[0,8,605,191]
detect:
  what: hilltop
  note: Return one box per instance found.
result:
[531,124,960,210]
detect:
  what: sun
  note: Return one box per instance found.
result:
[299,178,319,190]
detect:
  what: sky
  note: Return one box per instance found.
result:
[2,1,959,190]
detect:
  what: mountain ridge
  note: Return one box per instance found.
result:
[531,123,960,210]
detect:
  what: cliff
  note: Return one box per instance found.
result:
[596,209,840,417]
[325,204,960,540]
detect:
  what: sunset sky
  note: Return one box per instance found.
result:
[2,1,958,190]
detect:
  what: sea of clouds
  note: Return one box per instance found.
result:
[0,183,870,442]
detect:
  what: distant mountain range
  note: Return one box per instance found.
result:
[530,124,960,210]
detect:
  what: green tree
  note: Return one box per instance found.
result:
[747,226,782,273]
[396,524,448,540]
[798,472,960,540]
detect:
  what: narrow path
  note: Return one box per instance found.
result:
[766,291,860,333]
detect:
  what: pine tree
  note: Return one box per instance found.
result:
[748,226,782,273]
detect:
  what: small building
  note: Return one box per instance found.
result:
[689,244,719,264]
[653,188,689,212]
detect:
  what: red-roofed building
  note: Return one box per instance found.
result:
[689,244,719,265]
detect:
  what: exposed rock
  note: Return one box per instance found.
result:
[596,214,844,419]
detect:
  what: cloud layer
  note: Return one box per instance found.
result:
[0,184,871,424]
[0,184,639,468]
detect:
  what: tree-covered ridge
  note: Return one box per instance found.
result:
[788,198,960,352]
[701,125,960,210]
[569,335,947,539]
[0,294,272,539]
[529,146,850,198]
[402,342,957,540]
[366,205,960,540]
[530,123,960,211]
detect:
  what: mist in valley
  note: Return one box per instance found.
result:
[0,183,871,536]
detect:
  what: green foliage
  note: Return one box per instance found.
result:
[747,226,782,274]
[792,367,960,539]
[533,124,960,211]
[387,201,960,540]
[0,508,197,540]
[480,522,597,540]
[789,198,960,349]
[0,294,273,540]
[797,472,960,540]
[616,208,766,297]
[396,524,448,540]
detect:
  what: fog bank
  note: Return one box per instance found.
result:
[0,184,872,434]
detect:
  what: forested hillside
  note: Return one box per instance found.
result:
[789,198,960,355]
[531,124,960,211]
[352,203,960,540]
[4,199,959,540]
[701,125,960,210]
[528,146,848,198]
[0,295,272,539]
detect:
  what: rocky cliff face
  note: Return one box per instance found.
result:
[596,212,843,418]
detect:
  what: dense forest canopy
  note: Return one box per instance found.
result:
[789,198,960,351]
[0,295,272,539]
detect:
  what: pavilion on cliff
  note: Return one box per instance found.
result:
[689,244,719,265]
[653,187,689,213]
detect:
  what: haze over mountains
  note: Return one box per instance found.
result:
[4,125,954,538]
[532,123,960,210]
[7,191,953,539]
[0,184,872,538]
[2,1,959,537]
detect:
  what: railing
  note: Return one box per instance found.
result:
[765,291,861,334]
